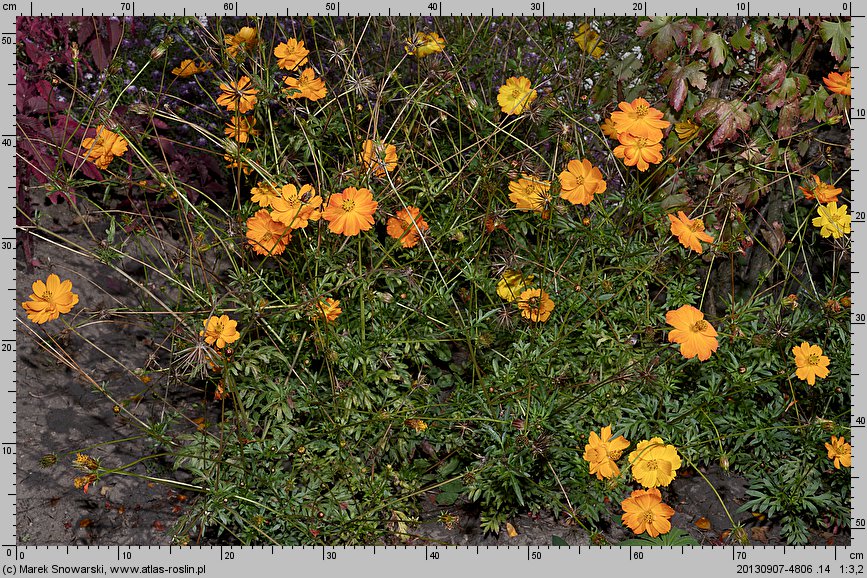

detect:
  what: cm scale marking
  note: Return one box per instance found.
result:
[0,544,864,575]
[5,1,864,576]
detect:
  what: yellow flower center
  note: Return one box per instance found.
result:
[690,220,704,232]
[645,459,658,471]
[574,175,585,187]
[527,296,541,309]
[213,322,224,334]
[807,353,820,366]
[634,104,648,117]
[635,137,649,148]
[342,199,357,212]
[691,320,708,333]
[510,87,524,100]
[41,290,53,300]
[642,511,655,524]
[608,449,622,461]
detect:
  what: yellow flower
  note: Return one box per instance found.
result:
[386,206,429,248]
[224,115,259,143]
[610,97,670,141]
[621,488,675,537]
[558,159,606,206]
[668,211,714,254]
[361,139,398,177]
[497,270,535,302]
[666,304,718,361]
[81,125,128,169]
[201,315,240,349]
[312,298,342,323]
[22,273,80,324]
[508,174,552,218]
[497,76,537,115]
[823,71,851,96]
[225,149,253,175]
[216,76,259,113]
[674,120,700,142]
[812,202,851,239]
[405,419,429,432]
[270,184,323,230]
[517,288,555,322]
[583,425,630,480]
[573,23,604,58]
[791,342,830,386]
[612,134,663,172]
[825,435,851,469]
[800,175,842,204]
[322,187,378,236]
[250,182,281,208]
[225,26,258,58]
[405,31,446,57]
[73,453,99,471]
[628,438,682,488]
[284,68,327,101]
[274,38,309,71]
[245,209,292,256]
[171,59,212,77]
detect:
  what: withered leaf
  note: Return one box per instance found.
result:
[636,17,693,61]
[761,222,786,256]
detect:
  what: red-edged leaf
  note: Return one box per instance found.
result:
[694,98,751,150]
[636,17,693,61]
[765,76,800,110]
[659,60,707,111]
[758,60,787,92]
[819,20,851,62]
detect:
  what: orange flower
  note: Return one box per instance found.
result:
[216,76,259,113]
[823,71,851,96]
[322,187,378,236]
[284,68,327,101]
[497,76,537,115]
[792,342,830,386]
[612,134,663,172]
[583,425,630,480]
[558,159,606,206]
[361,139,398,177]
[600,117,620,140]
[225,149,252,175]
[517,288,555,322]
[270,184,323,229]
[312,298,342,322]
[250,182,282,208]
[610,97,670,141]
[171,59,212,77]
[22,273,79,324]
[621,488,675,538]
[800,175,842,204]
[387,206,429,248]
[825,435,851,469]
[666,304,718,361]
[246,209,292,256]
[274,38,309,71]
[508,175,553,218]
[668,211,714,254]
[81,125,128,169]
[224,115,260,143]
[201,315,240,349]
[225,26,258,58]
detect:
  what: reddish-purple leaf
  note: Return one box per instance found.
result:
[636,17,693,61]
[659,60,707,111]
[694,98,751,150]
[758,60,787,92]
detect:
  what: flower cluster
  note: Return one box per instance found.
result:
[496,270,555,323]
[609,97,670,172]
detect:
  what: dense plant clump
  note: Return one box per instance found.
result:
[19,15,850,545]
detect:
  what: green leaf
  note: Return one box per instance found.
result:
[619,528,699,546]
[636,16,693,61]
[659,60,707,111]
[701,32,728,68]
[800,87,829,122]
[819,20,851,61]
[731,24,752,51]
[552,535,569,547]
